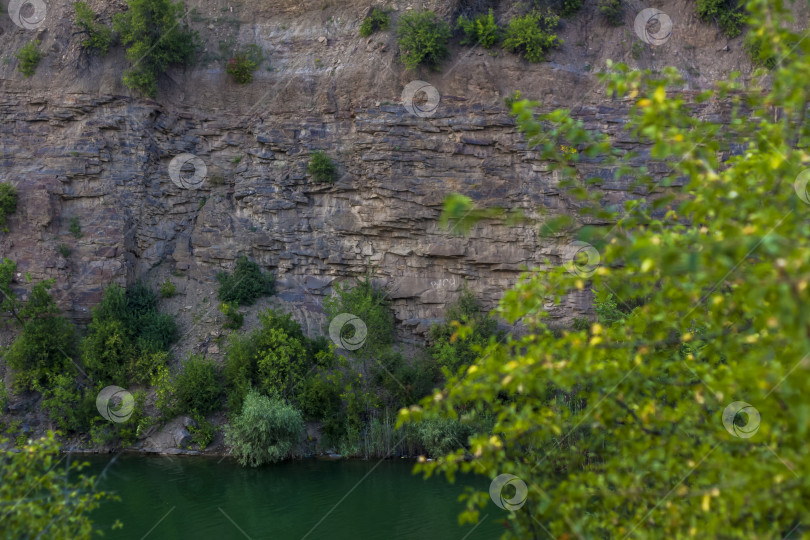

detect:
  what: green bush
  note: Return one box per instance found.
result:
[360,8,390,37]
[225,46,263,84]
[502,10,560,63]
[224,309,331,412]
[307,150,337,183]
[81,318,136,386]
[57,244,71,258]
[537,0,584,17]
[256,328,308,398]
[73,2,112,54]
[129,349,169,384]
[159,278,176,298]
[0,183,18,232]
[172,355,223,416]
[428,287,498,372]
[397,10,452,70]
[81,283,176,385]
[597,0,623,26]
[371,350,439,409]
[219,302,243,329]
[225,390,304,467]
[113,0,198,96]
[16,41,43,78]
[38,374,95,433]
[137,311,178,350]
[696,0,746,38]
[189,413,215,448]
[5,281,77,391]
[69,217,82,238]
[457,9,500,48]
[216,255,275,306]
[323,274,394,357]
[295,374,342,421]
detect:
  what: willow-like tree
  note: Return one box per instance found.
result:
[400,0,810,537]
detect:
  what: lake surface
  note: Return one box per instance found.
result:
[79,454,505,539]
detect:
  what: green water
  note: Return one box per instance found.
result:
[80,454,505,539]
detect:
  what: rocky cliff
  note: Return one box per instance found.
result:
[0,0,781,349]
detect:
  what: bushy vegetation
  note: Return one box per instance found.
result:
[404,1,810,535]
[597,0,623,26]
[224,309,330,412]
[359,8,390,38]
[307,150,337,183]
[457,9,500,48]
[323,274,394,357]
[502,10,560,63]
[696,0,746,38]
[0,432,117,539]
[73,2,113,54]
[216,255,275,306]
[159,278,176,298]
[15,41,43,78]
[171,355,223,416]
[81,283,177,386]
[537,0,584,17]
[225,390,305,466]
[225,45,263,84]
[397,10,452,70]
[428,286,498,373]
[2,270,76,391]
[113,0,198,96]
[0,183,18,232]
[69,217,82,238]
[219,302,243,329]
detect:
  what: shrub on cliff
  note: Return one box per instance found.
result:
[4,279,77,391]
[225,45,263,84]
[81,283,175,385]
[360,8,389,38]
[0,183,18,232]
[428,286,498,372]
[397,10,452,70]
[15,41,43,78]
[216,255,275,306]
[597,0,623,26]
[323,274,394,357]
[73,2,112,54]
[113,0,198,97]
[307,150,337,183]
[224,309,332,411]
[225,390,305,467]
[171,355,223,416]
[502,10,560,63]
[696,0,747,38]
[457,9,500,48]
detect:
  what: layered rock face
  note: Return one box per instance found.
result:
[0,0,765,343]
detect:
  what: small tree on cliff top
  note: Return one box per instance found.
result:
[400,0,810,537]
